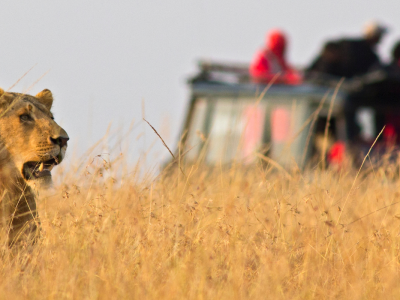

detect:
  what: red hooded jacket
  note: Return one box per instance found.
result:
[250,30,301,85]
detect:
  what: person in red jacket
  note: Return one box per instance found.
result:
[249,30,302,85]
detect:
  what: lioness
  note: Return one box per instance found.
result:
[0,88,68,247]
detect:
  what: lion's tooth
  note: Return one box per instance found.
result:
[39,162,44,172]
[48,164,55,171]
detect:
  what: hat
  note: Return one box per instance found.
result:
[363,21,388,38]
[266,29,287,56]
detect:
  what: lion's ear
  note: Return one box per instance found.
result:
[36,89,53,110]
[0,88,14,107]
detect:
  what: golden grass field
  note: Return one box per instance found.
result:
[2,145,400,299]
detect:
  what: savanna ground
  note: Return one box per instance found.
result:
[2,143,400,300]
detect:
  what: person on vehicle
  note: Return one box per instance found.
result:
[341,21,387,77]
[307,22,389,161]
[306,21,387,79]
[386,41,400,75]
[378,41,400,144]
[376,41,400,98]
[306,41,344,78]
[249,29,301,85]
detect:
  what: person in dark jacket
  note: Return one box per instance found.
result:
[308,22,388,143]
[341,22,387,77]
[307,21,387,79]
[386,41,400,75]
[307,42,343,78]
[376,41,400,143]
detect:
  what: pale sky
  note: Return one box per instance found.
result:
[1,1,399,167]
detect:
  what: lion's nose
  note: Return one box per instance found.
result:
[50,136,69,147]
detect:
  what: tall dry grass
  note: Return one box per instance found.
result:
[1,146,400,299]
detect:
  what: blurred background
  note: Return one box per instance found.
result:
[0,0,399,170]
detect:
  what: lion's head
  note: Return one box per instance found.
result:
[0,88,68,188]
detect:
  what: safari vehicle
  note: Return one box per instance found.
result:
[179,61,400,168]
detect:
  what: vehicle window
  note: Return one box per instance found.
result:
[185,98,208,161]
[206,98,266,164]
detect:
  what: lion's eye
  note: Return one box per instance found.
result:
[20,114,32,122]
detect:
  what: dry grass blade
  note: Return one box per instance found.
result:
[321,78,344,170]
[256,152,292,179]
[254,72,281,105]
[23,70,50,94]
[347,201,400,226]
[7,64,37,91]
[301,90,329,166]
[336,125,385,225]
[0,69,49,120]
[143,118,175,159]
[143,118,187,177]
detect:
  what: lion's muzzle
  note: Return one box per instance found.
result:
[22,133,69,182]
[49,136,69,148]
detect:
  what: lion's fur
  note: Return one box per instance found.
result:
[0,88,68,247]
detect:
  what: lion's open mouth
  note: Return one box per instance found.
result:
[22,158,59,180]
